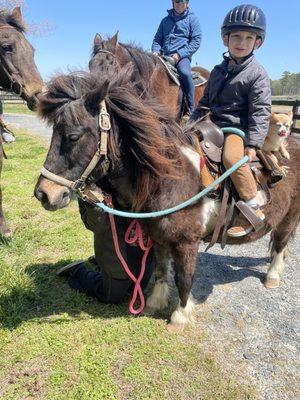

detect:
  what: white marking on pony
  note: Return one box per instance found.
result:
[146,279,170,311]
[265,248,286,288]
[170,296,196,325]
[180,146,201,175]
[199,197,220,235]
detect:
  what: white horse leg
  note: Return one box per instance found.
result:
[170,295,196,326]
[265,247,286,289]
[145,278,170,312]
[144,246,171,314]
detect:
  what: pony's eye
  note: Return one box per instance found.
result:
[68,134,80,142]
[1,44,13,52]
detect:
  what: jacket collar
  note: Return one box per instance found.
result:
[220,53,255,74]
[167,8,190,20]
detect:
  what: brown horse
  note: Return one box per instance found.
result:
[0,7,44,238]
[34,69,300,329]
[89,32,210,121]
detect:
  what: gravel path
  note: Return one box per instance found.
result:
[4,113,52,142]
[5,113,300,400]
[194,233,299,400]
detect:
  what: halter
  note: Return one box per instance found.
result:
[0,26,24,96]
[40,100,111,199]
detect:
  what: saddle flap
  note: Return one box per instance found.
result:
[200,140,222,163]
[196,116,224,163]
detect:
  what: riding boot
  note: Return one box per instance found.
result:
[227,205,265,237]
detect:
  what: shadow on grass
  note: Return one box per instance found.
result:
[0,260,129,330]
[192,253,269,303]
[0,253,269,330]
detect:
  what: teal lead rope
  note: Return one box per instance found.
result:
[96,127,247,219]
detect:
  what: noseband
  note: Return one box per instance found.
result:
[40,100,111,199]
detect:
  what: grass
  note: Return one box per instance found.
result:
[3,103,35,115]
[0,130,256,399]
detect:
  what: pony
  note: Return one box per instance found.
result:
[0,7,44,239]
[89,33,210,121]
[34,68,300,330]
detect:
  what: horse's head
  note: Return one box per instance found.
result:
[35,66,187,212]
[89,32,120,75]
[34,72,113,211]
[0,7,44,110]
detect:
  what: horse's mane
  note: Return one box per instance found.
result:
[0,9,26,32]
[39,67,195,211]
[92,38,158,91]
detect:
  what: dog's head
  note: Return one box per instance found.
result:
[270,111,293,138]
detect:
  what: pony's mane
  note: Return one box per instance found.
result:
[92,37,158,89]
[39,67,195,210]
[0,9,26,32]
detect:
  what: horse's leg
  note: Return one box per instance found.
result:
[169,242,198,329]
[145,244,171,314]
[0,150,11,239]
[265,198,300,289]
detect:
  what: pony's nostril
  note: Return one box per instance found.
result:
[62,189,69,200]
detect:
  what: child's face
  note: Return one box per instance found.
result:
[223,30,262,60]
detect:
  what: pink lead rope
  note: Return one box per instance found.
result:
[108,208,153,315]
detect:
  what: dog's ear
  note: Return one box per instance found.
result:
[288,110,293,119]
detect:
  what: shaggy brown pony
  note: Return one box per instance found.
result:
[0,7,44,239]
[89,33,210,121]
[34,68,300,329]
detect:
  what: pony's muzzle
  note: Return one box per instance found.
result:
[34,177,71,211]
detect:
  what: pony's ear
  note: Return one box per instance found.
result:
[94,33,102,47]
[11,7,24,26]
[110,31,119,48]
[84,80,110,113]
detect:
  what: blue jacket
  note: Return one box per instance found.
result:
[151,8,201,60]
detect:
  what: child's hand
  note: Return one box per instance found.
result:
[245,147,257,162]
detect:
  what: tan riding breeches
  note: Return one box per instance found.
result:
[222,133,257,201]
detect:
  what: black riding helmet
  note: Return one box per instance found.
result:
[221,4,266,43]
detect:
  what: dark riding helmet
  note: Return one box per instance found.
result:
[173,0,189,3]
[221,4,266,43]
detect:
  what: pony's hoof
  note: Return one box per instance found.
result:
[166,322,185,334]
[264,277,280,289]
[141,306,156,316]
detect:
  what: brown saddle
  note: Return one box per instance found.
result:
[194,115,285,250]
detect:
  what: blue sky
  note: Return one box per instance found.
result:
[22,0,300,81]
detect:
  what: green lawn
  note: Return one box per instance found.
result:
[0,131,256,399]
[3,103,35,115]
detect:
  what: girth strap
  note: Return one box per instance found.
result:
[205,178,230,251]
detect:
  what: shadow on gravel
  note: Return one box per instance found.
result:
[192,253,269,303]
[0,261,128,330]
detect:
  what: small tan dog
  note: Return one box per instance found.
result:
[263,111,293,159]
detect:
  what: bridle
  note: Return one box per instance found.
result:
[40,100,111,201]
[0,26,24,96]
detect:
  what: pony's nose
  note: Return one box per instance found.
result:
[34,183,70,210]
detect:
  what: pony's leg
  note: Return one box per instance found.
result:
[145,244,171,314]
[266,199,300,289]
[0,154,11,239]
[169,242,198,329]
